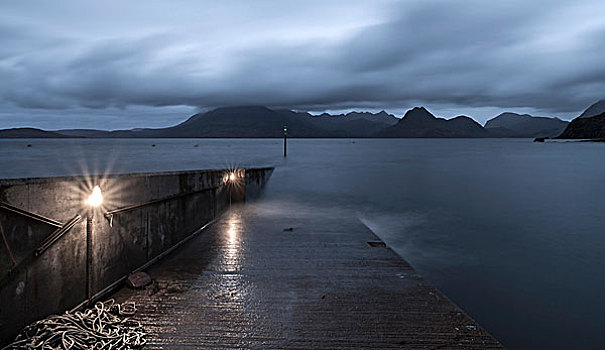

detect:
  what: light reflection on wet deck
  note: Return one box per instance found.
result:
[111,204,503,349]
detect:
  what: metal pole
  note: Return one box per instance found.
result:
[86,212,93,301]
[283,126,287,157]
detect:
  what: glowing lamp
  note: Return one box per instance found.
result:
[88,185,103,207]
[229,173,236,182]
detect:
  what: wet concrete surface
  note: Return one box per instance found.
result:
[111,203,503,349]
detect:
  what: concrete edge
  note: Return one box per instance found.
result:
[0,166,276,185]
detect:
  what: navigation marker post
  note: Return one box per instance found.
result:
[283,125,287,157]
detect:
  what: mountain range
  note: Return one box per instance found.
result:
[377,107,488,138]
[2,100,604,139]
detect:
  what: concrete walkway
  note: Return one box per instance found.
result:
[111,203,503,349]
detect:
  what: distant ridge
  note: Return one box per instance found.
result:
[378,107,487,138]
[484,112,568,138]
[0,128,73,138]
[314,111,399,125]
[54,129,115,137]
[306,110,397,137]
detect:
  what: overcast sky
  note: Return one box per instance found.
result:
[1,0,604,129]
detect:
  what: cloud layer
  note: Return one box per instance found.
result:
[1,0,604,128]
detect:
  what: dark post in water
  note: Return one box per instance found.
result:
[283,125,287,157]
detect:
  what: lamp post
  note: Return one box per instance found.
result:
[223,171,240,210]
[86,185,102,301]
[228,172,236,209]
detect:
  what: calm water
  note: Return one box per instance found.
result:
[1,138,604,349]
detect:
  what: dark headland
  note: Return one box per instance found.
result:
[556,100,605,140]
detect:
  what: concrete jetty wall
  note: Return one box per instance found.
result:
[0,167,273,344]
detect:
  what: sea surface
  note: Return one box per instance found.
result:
[1,138,604,349]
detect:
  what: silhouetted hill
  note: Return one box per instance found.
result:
[579,99,605,118]
[557,112,605,139]
[0,128,73,138]
[341,111,399,125]
[55,106,396,138]
[377,107,488,138]
[306,111,396,137]
[484,112,568,137]
[156,106,330,137]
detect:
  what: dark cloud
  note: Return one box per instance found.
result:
[0,0,603,128]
